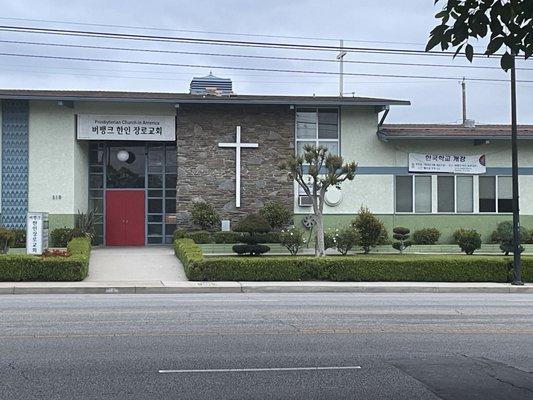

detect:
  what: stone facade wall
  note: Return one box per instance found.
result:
[176,104,294,229]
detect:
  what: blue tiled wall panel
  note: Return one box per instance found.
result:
[1,100,29,229]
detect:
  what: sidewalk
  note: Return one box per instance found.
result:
[0,281,531,295]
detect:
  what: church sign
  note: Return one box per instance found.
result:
[77,114,176,141]
[408,153,486,174]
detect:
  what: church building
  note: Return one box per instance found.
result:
[1,74,532,245]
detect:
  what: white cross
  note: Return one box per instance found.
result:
[218,126,258,208]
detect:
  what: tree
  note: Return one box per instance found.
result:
[426,0,532,284]
[280,145,356,257]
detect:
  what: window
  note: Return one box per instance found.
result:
[437,176,455,212]
[395,176,413,212]
[479,176,496,212]
[296,108,339,156]
[415,176,432,213]
[497,176,513,212]
[395,174,474,214]
[479,175,512,213]
[456,176,474,213]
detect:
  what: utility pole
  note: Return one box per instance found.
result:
[461,77,467,125]
[337,39,347,97]
[510,54,523,285]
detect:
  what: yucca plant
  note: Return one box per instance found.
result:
[76,209,101,240]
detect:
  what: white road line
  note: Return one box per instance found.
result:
[158,366,362,374]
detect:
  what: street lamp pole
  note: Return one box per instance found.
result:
[510,54,523,285]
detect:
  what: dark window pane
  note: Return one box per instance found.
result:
[165,224,177,235]
[318,109,338,139]
[165,199,176,213]
[90,165,103,173]
[479,176,496,212]
[166,146,177,167]
[148,174,163,188]
[89,174,103,189]
[148,199,163,213]
[88,198,103,213]
[148,224,163,235]
[89,148,104,165]
[497,176,512,213]
[395,176,413,212]
[148,190,163,198]
[89,189,103,198]
[165,174,177,189]
[148,146,164,167]
[165,190,176,199]
[148,214,163,222]
[498,199,513,212]
[148,237,163,244]
[106,145,146,189]
[437,176,454,212]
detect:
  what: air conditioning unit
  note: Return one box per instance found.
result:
[298,195,313,207]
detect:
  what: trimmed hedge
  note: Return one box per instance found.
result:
[0,237,91,281]
[173,238,531,282]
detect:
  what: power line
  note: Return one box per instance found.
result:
[0,16,431,47]
[1,39,529,72]
[0,25,514,59]
[0,51,528,83]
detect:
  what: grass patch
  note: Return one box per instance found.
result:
[0,237,91,281]
[174,238,528,282]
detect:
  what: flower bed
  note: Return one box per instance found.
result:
[0,237,91,281]
[174,239,533,282]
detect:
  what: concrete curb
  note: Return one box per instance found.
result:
[0,281,532,294]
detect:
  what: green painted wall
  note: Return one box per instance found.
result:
[295,213,533,243]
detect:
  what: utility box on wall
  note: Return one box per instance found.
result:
[26,212,49,255]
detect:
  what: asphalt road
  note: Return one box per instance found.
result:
[1,293,532,399]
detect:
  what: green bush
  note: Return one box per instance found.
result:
[212,231,242,244]
[279,227,305,255]
[50,227,84,247]
[334,226,360,255]
[453,229,482,255]
[0,237,91,281]
[187,230,212,244]
[173,239,522,282]
[0,228,15,254]
[392,227,411,253]
[412,228,441,245]
[234,214,271,234]
[190,202,220,230]
[324,230,336,250]
[495,221,528,255]
[11,229,26,248]
[254,232,281,243]
[352,206,387,253]
[173,228,188,241]
[259,201,292,230]
[232,244,271,256]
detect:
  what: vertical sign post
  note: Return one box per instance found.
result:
[26,212,49,255]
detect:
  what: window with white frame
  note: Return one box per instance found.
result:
[395,175,474,213]
[296,108,339,156]
[479,175,512,213]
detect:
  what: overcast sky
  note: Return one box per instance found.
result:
[0,0,531,123]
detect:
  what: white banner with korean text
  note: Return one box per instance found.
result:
[77,114,176,141]
[408,153,486,174]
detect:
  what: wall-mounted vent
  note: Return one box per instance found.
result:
[190,72,233,96]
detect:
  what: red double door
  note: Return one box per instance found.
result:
[105,190,145,246]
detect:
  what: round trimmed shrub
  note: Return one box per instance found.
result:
[232,244,271,256]
[412,228,441,245]
[259,201,292,230]
[453,229,482,255]
[352,206,387,253]
[392,226,411,253]
[190,202,220,230]
[50,227,83,248]
[495,221,528,255]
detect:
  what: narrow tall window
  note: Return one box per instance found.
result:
[456,176,474,213]
[296,108,339,156]
[497,176,513,212]
[437,176,455,212]
[395,176,413,212]
[414,176,432,213]
[479,176,496,212]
